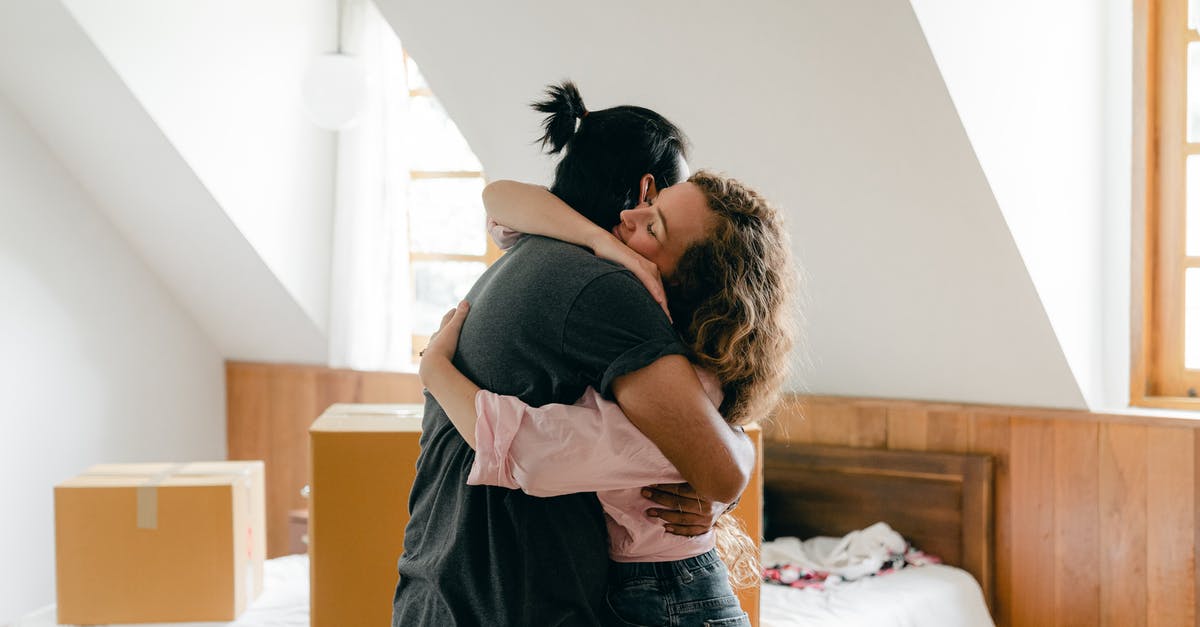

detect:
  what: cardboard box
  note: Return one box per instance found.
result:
[308,406,763,626]
[732,424,763,627]
[309,403,423,627]
[54,461,266,624]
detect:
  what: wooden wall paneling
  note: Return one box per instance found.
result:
[1009,418,1057,627]
[767,397,812,444]
[1146,427,1195,627]
[847,405,888,448]
[886,406,928,451]
[927,409,970,452]
[968,413,1012,627]
[226,364,269,462]
[1052,419,1101,627]
[359,369,425,402]
[808,399,856,446]
[266,366,319,558]
[1100,423,1149,627]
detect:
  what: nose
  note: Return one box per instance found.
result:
[619,209,636,228]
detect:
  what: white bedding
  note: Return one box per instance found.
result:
[761,563,994,627]
[17,551,992,627]
[12,555,310,627]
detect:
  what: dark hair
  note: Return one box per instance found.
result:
[532,81,690,230]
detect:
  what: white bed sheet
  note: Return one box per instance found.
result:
[17,554,992,627]
[12,555,310,627]
[760,563,994,627]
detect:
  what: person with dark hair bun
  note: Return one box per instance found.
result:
[532,80,691,232]
[392,82,770,627]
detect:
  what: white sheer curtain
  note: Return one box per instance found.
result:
[328,0,414,371]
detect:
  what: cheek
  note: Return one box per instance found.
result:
[626,235,660,260]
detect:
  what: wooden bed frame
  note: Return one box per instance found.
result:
[763,442,995,610]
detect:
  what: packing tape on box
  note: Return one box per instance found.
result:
[82,463,255,530]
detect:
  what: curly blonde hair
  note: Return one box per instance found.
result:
[667,170,797,427]
[665,170,798,588]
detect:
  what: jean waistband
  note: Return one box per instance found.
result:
[608,548,722,581]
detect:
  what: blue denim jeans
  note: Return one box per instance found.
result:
[605,549,751,627]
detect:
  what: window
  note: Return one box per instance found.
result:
[1135,0,1200,405]
[401,54,500,360]
[328,1,495,372]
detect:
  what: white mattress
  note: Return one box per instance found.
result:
[760,563,994,627]
[13,555,310,627]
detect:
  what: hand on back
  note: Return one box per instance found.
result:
[418,301,470,383]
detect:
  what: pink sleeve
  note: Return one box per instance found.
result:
[466,388,682,497]
[486,218,524,250]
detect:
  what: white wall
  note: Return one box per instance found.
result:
[374,0,1087,408]
[0,0,329,365]
[63,0,338,334]
[909,0,1126,410]
[0,96,225,624]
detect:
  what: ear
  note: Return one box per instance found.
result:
[638,174,660,204]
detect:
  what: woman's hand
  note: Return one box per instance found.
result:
[416,300,481,449]
[589,234,671,321]
[419,301,470,384]
[642,482,730,537]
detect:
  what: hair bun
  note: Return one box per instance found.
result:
[532,80,587,155]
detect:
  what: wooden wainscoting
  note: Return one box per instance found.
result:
[226,362,1199,627]
[768,396,1199,627]
[225,362,423,557]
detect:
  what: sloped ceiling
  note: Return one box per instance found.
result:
[374,0,1087,409]
[0,0,327,364]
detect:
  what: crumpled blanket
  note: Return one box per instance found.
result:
[762,522,940,590]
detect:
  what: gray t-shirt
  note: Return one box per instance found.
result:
[393,236,688,626]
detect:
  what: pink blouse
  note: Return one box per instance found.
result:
[466,367,724,563]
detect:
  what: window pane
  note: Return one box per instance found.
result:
[404,96,483,171]
[1190,43,1200,142]
[411,261,487,335]
[408,178,487,255]
[1190,156,1200,256]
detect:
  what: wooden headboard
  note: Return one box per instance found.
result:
[763,442,994,609]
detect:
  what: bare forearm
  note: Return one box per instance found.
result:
[420,357,482,449]
[613,356,755,503]
[481,180,615,251]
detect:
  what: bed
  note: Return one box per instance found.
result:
[759,442,995,627]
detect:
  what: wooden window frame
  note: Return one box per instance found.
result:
[1133,0,1200,408]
